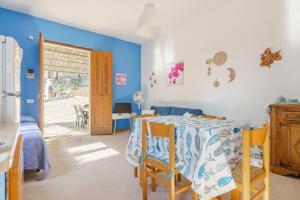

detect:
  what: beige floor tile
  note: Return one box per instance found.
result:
[24,130,300,200]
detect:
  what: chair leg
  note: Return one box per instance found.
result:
[177,173,182,182]
[134,167,138,178]
[192,191,199,200]
[263,173,270,200]
[150,166,156,192]
[231,189,239,200]
[169,177,175,200]
[142,164,148,200]
[140,166,143,187]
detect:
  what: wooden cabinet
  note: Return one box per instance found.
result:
[90,51,112,135]
[270,104,300,176]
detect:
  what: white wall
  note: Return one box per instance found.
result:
[142,0,300,124]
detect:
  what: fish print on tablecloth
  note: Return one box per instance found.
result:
[195,133,202,153]
[194,132,205,161]
[197,162,215,180]
[224,149,232,156]
[183,164,191,177]
[228,158,238,166]
[203,185,217,195]
[176,165,184,172]
[204,169,215,181]
[186,132,192,157]
[198,163,206,179]
[220,129,232,137]
[216,162,227,172]
[131,121,136,133]
[217,176,233,187]
[222,138,232,147]
[233,127,241,134]
[156,139,161,152]
[234,146,240,154]
[179,124,185,139]
[180,140,185,163]
[128,138,133,152]
[231,137,239,143]
[206,133,220,149]
[214,146,224,157]
[207,153,216,162]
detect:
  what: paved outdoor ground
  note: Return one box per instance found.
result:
[44,96,89,139]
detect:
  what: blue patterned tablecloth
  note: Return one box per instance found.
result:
[125,115,243,199]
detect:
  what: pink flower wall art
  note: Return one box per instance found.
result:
[166,61,184,86]
[116,73,126,86]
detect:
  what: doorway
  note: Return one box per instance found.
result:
[42,41,91,139]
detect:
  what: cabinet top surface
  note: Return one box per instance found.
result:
[0,123,20,174]
[270,104,300,108]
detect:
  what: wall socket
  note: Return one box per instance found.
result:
[27,99,34,104]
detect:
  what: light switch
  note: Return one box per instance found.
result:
[27,99,34,104]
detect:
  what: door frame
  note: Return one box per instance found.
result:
[39,35,93,134]
[39,32,44,133]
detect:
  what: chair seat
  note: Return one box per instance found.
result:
[232,160,263,184]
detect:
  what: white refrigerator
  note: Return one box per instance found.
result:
[0,36,22,123]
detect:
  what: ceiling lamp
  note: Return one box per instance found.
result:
[137,2,162,39]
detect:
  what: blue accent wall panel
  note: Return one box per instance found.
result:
[0,7,141,128]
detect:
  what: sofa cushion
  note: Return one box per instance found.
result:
[169,107,203,116]
[150,106,171,116]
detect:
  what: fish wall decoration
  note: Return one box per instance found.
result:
[260,48,282,68]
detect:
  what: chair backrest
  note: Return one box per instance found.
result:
[132,114,159,120]
[73,104,79,115]
[142,120,176,171]
[77,104,85,114]
[241,125,270,199]
[202,114,226,120]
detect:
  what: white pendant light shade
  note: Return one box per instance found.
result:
[137,2,162,39]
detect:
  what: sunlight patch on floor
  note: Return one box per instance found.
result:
[74,148,119,164]
[67,142,107,154]
[67,142,119,164]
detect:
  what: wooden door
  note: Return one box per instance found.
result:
[38,33,44,134]
[282,123,300,170]
[90,51,112,135]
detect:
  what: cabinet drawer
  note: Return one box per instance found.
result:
[281,112,300,124]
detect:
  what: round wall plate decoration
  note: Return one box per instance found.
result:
[213,51,227,66]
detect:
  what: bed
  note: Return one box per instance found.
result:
[20,116,51,180]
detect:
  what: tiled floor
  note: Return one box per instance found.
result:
[24,130,300,200]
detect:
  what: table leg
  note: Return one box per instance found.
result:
[114,119,117,134]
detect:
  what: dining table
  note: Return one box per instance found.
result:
[125,115,244,200]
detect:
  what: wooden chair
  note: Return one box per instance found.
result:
[201,114,226,120]
[231,125,270,200]
[141,120,198,200]
[132,114,159,178]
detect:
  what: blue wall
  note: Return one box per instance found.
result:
[0,7,141,128]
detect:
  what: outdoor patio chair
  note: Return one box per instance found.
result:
[73,104,83,127]
[78,104,89,129]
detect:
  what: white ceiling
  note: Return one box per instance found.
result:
[0,0,223,44]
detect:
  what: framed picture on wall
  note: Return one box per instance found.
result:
[116,73,127,86]
[166,61,184,86]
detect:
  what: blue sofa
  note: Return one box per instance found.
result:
[150,106,203,116]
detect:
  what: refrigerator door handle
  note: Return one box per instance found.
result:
[2,91,20,97]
